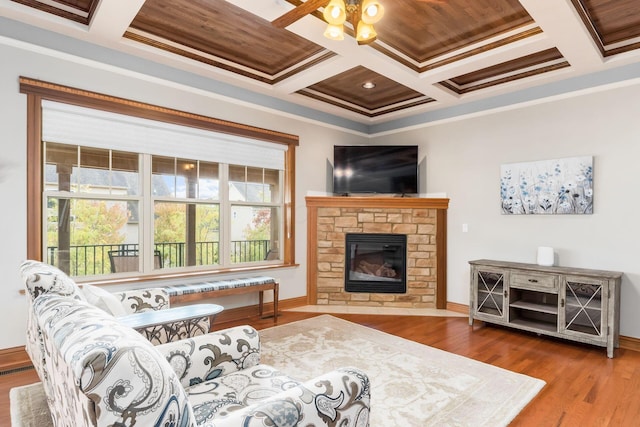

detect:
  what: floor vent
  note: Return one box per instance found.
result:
[0,365,35,376]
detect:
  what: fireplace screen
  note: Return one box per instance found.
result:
[345,233,407,293]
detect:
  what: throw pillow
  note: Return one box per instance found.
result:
[81,284,127,317]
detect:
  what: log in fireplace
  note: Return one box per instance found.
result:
[345,233,407,293]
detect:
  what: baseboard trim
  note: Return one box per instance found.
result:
[0,346,31,374]
[620,335,640,353]
[446,301,469,315]
[277,296,308,310]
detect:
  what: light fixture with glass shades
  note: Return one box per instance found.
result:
[322,0,384,44]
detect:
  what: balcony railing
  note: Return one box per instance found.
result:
[47,240,271,276]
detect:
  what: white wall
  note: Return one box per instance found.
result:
[374,83,640,338]
[2,39,639,350]
[0,41,363,349]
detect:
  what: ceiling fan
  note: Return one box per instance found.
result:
[271,0,444,43]
[272,0,385,44]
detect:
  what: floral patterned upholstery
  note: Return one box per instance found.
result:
[115,287,171,313]
[184,365,370,426]
[22,260,371,426]
[32,294,194,426]
[20,260,87,384]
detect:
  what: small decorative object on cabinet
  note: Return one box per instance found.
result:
[469,259,622,358]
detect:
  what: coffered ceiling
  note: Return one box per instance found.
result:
[2,0,640,127]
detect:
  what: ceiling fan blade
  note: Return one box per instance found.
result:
[272,0,328,28]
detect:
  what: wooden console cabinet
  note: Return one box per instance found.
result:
[469,259,623,358]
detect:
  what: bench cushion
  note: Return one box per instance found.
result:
[164,276,276,297]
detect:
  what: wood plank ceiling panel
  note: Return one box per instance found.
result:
[571,0,640,56]
[125,0,330,83]
[297,66,434,117]
[10,0,98,24]
[374,0,534,63]
[440,48,569,94]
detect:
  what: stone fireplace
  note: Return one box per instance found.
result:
[306,196,449,309]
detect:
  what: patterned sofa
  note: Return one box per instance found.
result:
[21,261,371,426]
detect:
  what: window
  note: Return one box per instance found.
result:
[44,143,140,276]
[228,166,282,264]
[22,77,297,280]
[152,157,221,269]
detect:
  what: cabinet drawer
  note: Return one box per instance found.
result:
[510,272,558,291]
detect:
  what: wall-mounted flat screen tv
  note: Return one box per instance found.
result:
[333,145,419,195]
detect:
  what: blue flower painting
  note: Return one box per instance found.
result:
[500,156,593,215]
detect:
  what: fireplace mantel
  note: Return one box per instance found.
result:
[306,196,449,309]
[305,196,449,210]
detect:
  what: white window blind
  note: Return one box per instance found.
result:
[42,100,287,170]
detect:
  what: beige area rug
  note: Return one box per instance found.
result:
[260,314,545,427]
[10,381,51,427]
[10,315,544,427]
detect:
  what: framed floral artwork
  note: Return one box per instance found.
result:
[500,156,593,215]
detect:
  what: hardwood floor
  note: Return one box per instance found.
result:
[2,311,639,426]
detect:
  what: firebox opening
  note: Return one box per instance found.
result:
[345,233,407,293]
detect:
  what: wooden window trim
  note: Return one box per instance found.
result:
[21,77,298,279]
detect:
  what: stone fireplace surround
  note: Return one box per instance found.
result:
[306,196,449,309]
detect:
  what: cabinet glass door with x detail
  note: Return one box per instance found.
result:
[474,269,507,321]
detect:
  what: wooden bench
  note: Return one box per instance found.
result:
[163,276,279,323]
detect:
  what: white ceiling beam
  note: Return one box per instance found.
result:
[274,56,359,93]
[89,0,145,42]
[519,0,603,70]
